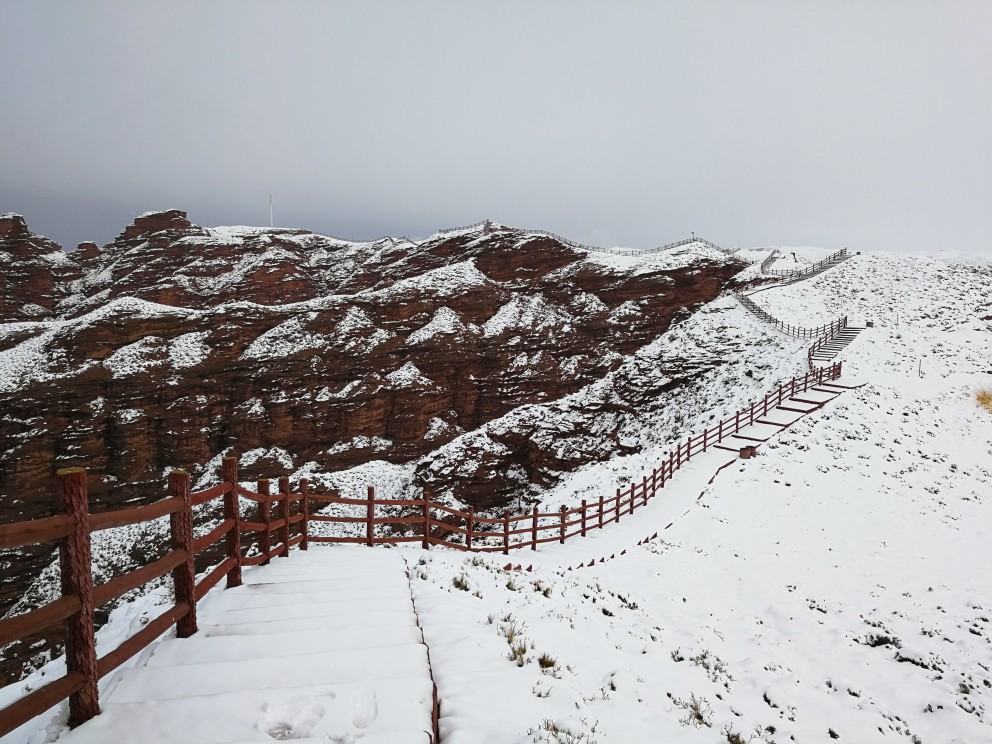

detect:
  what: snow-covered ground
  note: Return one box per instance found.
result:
[4,249,991,743]
[405,250,992,743]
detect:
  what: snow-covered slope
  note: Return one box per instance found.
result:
[404,250,992,743]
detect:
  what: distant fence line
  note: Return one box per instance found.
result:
[761,248,849,280]
[437,219,736,257]
[760,249,780,273]
[732,249,851,368]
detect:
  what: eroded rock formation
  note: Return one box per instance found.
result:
[0,210,744,682]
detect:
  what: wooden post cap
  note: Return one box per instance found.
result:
[56,467,87,475]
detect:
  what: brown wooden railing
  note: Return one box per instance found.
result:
[0,358,842,737]
[0,458,310,738]
[730,288,848,369]
[294,363,843,554]
[762,248,849,280]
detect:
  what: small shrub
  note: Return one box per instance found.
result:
[538,652,557,670]
[508,640,528,666]
[533,579,553,597]
[864,633,901,648]
[452,574,470,591]
[673,693,712,728]
[721,724,746,744]
[538,652,561,677]
[526,717,600,743]
[976,387,992,413]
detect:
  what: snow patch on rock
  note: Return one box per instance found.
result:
[407,307,468,345]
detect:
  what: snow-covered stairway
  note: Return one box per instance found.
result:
[757,247,852,287]
[809,325,864,365]
[58,547,437,744]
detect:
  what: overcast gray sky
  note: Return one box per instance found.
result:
[1,1,989,253]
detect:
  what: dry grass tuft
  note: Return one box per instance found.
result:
[977,387,992,413]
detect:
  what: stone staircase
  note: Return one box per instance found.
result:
[809,325,865,365]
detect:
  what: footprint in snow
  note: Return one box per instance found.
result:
[259,693,332,740]
[351,686,378,729]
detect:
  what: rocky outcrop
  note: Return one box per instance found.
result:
[0,214,81,321]
[2,224,741,514]
[0,211,745,683]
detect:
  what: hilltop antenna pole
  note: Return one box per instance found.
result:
[269,194,273,228]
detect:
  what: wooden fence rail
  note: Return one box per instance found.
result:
[762,248,849,280]
[437,220,734,257]
[0,359,842,738]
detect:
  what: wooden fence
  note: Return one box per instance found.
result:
[762,248,849,280]
[0,461,310,738]
[437,220,733,257]
[760,249,779,273]
[0,359,842,737]
[733,290,847,340]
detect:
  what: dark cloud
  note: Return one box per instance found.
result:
[2,1,990,253]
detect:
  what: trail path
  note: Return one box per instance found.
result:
[55,549,436,744]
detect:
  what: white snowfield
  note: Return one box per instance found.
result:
[4,248,991,743]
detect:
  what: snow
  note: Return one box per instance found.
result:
[167,331,211,368]
[103,336,164,377]
[239,447,295,471]
[5,550,434,744]
[240,314,326,360]
[136,209,184,218]
[483,295,575,338]
[407,307,468,345]
[4,248,991,743]
[0,298,200,392]
[332,307,394,353]
[385,362,434,388]
[365,260,490,298]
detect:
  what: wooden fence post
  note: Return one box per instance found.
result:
[300,478,309,551]
[222,456,242,588]
[598,492,604,529]
[580,499,587,537]
[56,468,100,728]
[559,505,566,544]
[466,506,474,551]
[422,494,430,550]
[642,475,649,507]
[615,488,621,523]
[168,469,197,638]
[366,486,375,547]
[531,506,538,550]
[258,479,271,565]
[503,511,510,555]
[277,476,291,558]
